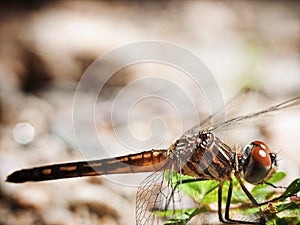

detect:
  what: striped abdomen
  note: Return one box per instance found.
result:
[6,150,169,183]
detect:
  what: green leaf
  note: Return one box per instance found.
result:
[159,171,299,225]
[159,207,208,225]
[267,215,300,225]
[251,172,287,202]
[277,201,300,213]
[230,177,249,203]
[164,171,219,204]
[271,217,289,225]
[279,178,300,201]
[268,172,286,184]
[251,172,286,194]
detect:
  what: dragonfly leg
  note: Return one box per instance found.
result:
[218,181,244,224]
[224,180,233,221]
[235,172,289,205]
[224,180,259,224]
[174,177,209,186]
[218,181,227,223]
[235,172,259,206]
[234,172,268,224]
[265,182,286,189]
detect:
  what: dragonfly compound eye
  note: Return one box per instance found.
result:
[243,141,276,184]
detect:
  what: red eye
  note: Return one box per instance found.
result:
[243,141,276,184]
[251,141,271,167]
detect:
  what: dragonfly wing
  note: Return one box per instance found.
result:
[202,87,256,127]
[208,95,300,132]
[136,168,189,225]
[187,87,257,134]
[188,87,300,133]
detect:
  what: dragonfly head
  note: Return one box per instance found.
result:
[240,141,277,184]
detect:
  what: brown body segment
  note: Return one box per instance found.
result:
[180,133,233,181]
[6,150,169,183]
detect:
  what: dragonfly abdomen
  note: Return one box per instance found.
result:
[6,150,169,183]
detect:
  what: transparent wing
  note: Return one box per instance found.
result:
[136,168,186,225]
[194,87,300,133]
[187,87,257,135]
[200,87,256,128]
[135,147,199,225]
[208,95,300,132]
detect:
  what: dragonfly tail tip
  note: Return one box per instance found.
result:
[6,171,28,183]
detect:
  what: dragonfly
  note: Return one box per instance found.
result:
[6,91,300,225]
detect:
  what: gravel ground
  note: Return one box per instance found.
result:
[0,1,299,225]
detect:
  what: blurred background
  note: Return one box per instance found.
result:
[0,1,299,225]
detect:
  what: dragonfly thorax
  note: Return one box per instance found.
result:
[239,141,277,184]
[178,131,234,181]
